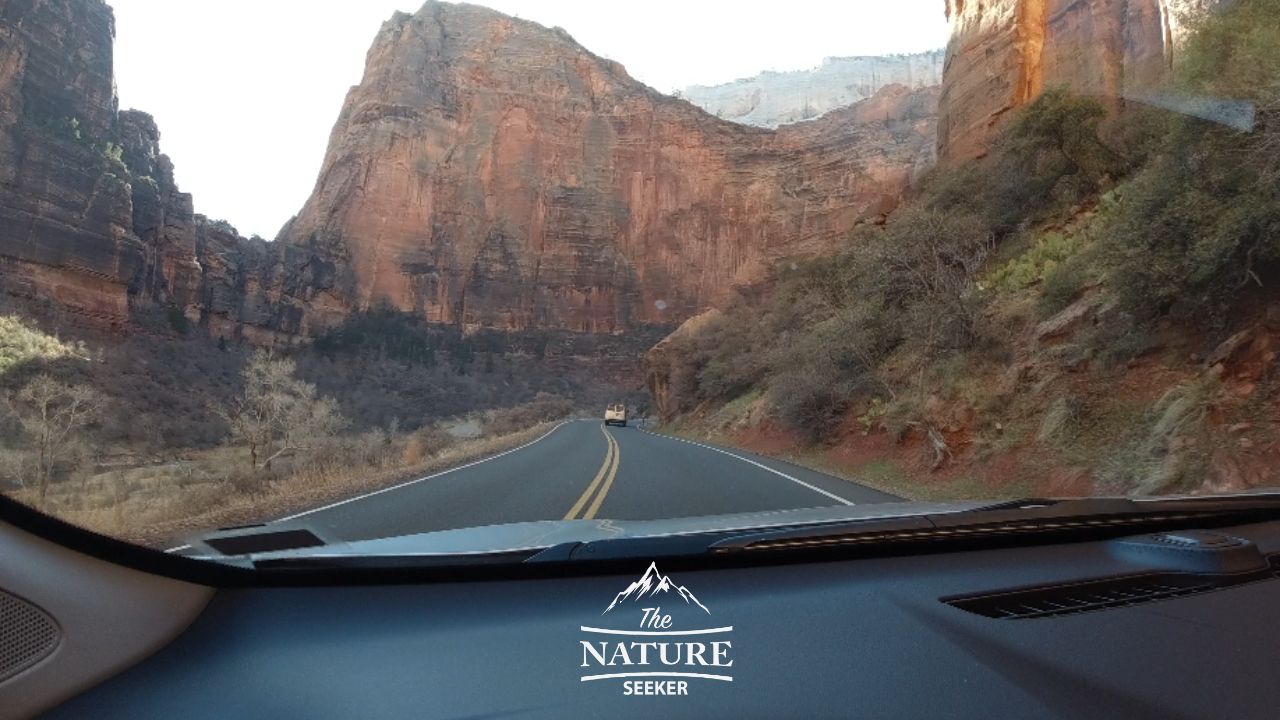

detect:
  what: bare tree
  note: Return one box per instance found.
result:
[863,208,995,350]
[8,375,106,511]
[221,351,345,473]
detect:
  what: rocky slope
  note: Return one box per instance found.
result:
[682,51,944,128]
[648,0,1272,501]
[276,2,939,334]
[938,0,1224,159]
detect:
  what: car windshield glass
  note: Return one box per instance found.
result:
[2,0,1280,561]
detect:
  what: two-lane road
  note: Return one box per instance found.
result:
[270,420,900,543]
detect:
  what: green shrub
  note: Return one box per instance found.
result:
[101,142,124,163]
[0,316,85,373]
[693,308,767,402]
[166,307,190,336]
[1036,256,1092,318]
[1177,0,1280,100]
[989,233,1081,292]
[1005,87,1119,182]
[1098,0,1280,327]
[210,219,237,235]
[1099,143,1276,324]
[313,309,440,367]
[767,365,851,442]
[918,88,1117,233]
[38,116,87,145]
[1072,303,1161,369]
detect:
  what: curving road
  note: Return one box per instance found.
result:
[265,420,900,543]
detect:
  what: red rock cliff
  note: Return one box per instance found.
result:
[938,0,1222,160]
[278,2,938,333]
[0,0,320,341]
[0,0,936,339]
[0,0,141,328]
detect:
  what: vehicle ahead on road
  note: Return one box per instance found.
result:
[604,403,627,427]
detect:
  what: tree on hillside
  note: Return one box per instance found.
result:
[8,375,106,511]
[221,350,346,472]
[1008,88,1109,165]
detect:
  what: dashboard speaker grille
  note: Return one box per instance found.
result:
[0,589,60,683]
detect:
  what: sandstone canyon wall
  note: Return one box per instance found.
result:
[681,51,945,128]
[938,0,1223,160]
[0,0,139,328]
[276,2,939,334]
[0,0,938,340]
[0,0,337,341]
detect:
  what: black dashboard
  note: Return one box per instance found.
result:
[39,519,1280,719]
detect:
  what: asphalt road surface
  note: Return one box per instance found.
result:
[266,420,901,543]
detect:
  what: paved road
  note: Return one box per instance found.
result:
[267,420,900,543]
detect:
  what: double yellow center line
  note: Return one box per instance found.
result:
[563,424,620,520]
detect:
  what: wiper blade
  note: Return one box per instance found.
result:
[709,494,1280,553]
[542,494,1280,562]
[224,493,1280,569]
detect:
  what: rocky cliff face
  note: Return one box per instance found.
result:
[117,109,202,311]
[278,2,938,334]
[0,0,320,341]
[938,0,1222,160]
[0,0,936,340]
[682,51,944,128]
[0,0,141,329]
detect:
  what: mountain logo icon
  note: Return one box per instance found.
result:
[603,561,710,615]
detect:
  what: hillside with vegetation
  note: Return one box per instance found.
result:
[648,0,1280,500]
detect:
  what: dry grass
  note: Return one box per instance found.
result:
[16,421,564,548]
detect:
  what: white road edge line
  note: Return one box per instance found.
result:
[275,419,575,521]
[163,419,577,552]
[638,427,854,506]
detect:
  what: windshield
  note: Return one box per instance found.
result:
[1,0,1278,559]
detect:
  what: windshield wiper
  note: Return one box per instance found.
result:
[228,493,1280,570]
[547,494,1280,562]
[712,494,1280,552]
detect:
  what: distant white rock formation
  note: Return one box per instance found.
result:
[682,50,944,128]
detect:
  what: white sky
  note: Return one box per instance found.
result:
[109,1,949,239]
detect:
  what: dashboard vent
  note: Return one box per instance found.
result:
[945,558,1280,619]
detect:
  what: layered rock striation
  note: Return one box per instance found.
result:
[0,0,326,340]
[0,0,140,328]
[938,0,1224,160]
[278,2,938,334]
[0,0,938,339]
[682,51,944,128]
